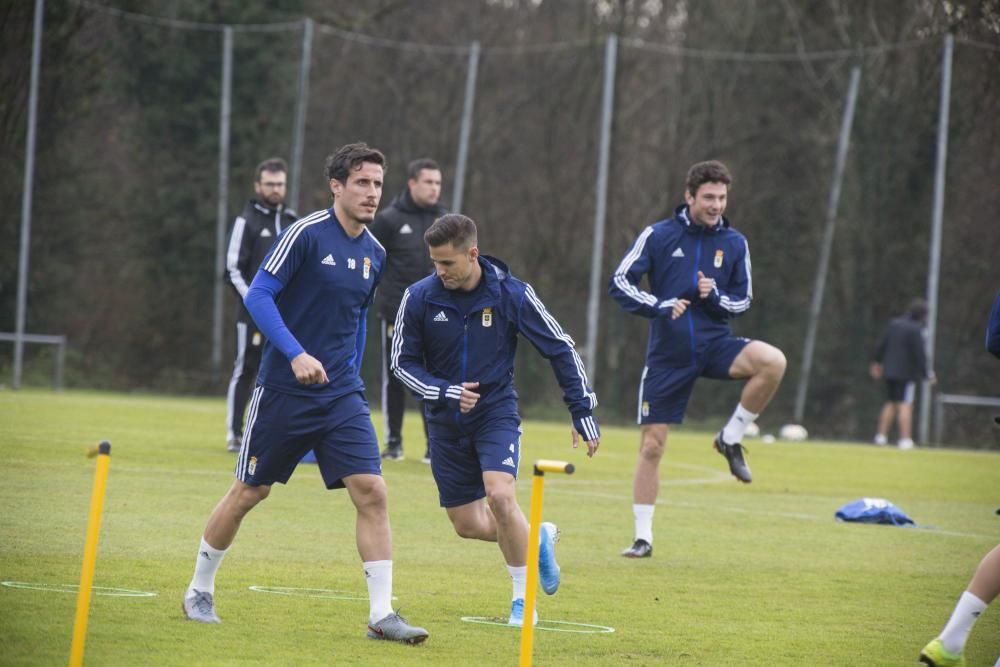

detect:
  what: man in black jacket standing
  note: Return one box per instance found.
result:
[223,158,298,452]
[370,158,448,462]
[869,297,936,449]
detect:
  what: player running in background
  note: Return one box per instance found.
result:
[391,213,600,626]
[223,158,298,453]
[609,160,786,558]
[918,289,1000,667]
[183,143,428,645]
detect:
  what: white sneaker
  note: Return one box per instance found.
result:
[183,589,221,623]
[873,434,888,446]
[897,438,914,450]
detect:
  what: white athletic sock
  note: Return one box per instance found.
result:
[722,403,759,444]
[507,564,527,601]
[633,504,655,544]
[939,591,988,654]
[187,537,227,597]
[364,560,394,624]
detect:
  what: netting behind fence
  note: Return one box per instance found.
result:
[3,0,999,445]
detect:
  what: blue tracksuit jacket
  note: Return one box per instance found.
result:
[608,204,752,368]
[391,255,598,433]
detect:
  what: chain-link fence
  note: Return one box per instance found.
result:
[4,0,999,446]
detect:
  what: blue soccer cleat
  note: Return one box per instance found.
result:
[508,598,538,626]
[538,521,561,595]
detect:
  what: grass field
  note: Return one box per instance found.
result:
[1,389,998,666]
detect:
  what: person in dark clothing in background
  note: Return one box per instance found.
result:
[369,158,448,463]
[869,297,936,450]
[224,158,298,453]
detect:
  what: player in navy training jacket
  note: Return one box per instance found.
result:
[183,143,428,645]
[918,289,1000,667]
[391,214,599,625]
[609,160,787,559]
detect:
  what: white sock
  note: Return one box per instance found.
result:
[939,591,988,654]
[364,560,394,624]
[187,537,227,597]
[722,404,759,444]
[507,564,527,601]
[633,504,655,544]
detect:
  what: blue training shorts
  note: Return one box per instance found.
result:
[237,387,381,489]
[638,336,751,425]
[427,411,522,508]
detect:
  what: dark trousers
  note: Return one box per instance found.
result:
[226,319,263,441]
[380,318,428,450]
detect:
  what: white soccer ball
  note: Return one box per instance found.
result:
[761,434,776,444]
[779,423,808,441]
[743,422,760,438]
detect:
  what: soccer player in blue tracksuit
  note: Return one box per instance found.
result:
[391,214,600,626]
[183,143,428,645]
[609,160,787,559]
[919,289,1000,667]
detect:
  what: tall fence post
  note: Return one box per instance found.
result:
[211,26,234,381]
[14,0,46,390]
[452,40,480,214]
[584,33,618,383]
[919,33,953,444]
[288,17,313,213]
[793,65,861,424]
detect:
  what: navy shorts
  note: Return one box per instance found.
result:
[237,387,381,489]
[638,336,751,424]
[885,379,916,404]
[427,412,522,508]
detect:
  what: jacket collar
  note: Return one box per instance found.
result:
[392,187,447,215]
[427,255,507,304]
[675,204,729,234]
[252,200,282,216]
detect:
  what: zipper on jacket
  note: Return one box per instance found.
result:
[455,317,470,424]
[688,231,703,362]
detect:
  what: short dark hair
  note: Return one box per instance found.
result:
[907,298,929,322]
[424,214,478,249]
[408,158,440,180]
[255,157,288,182]
[325,143,387,183]
[686,160,732,196]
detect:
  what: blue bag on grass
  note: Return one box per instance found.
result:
[835,497,914,526]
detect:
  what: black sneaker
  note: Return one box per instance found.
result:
[621,539,652,558]
[381,438,403,461]
[714,433,752,483]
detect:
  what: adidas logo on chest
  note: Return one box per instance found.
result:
[433,311,449,322]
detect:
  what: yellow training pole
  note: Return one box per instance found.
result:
[69,441,112,667]
[519,459,575,667]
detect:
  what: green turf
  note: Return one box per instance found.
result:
[1,389,997,665]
